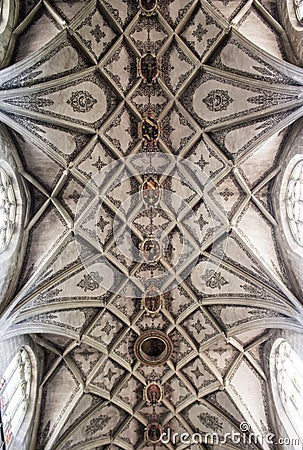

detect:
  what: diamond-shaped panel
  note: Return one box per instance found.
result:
[75,5,119,61]
[181,4,223,59]
[75,140,116,182]
[161,40,196,95]
[181,309,219,347]
[203,340,239,376]
[88,311,125,349]
[70,343,103,380]
[186,136,229,182]
[103,40,137,95]
[90,358,127,392]
[181,357,218,391]
[210,174,245,219]
[103,106,140,155]
[161,105,197,154]
[158,0,195,29]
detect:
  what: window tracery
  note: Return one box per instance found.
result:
[0,349,31,449]
[0,167,16,254]
[294,0,303,24]
[273,340,303,446]
[286,159,303,247]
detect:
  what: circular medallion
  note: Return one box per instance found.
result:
[144,382,162,404]
[139,116,159,144]
[140,237,162,262]
[139,53,158,83]
[134,331,172,366]
[143,285,163,314]
[139,0,157,14]
[146,423,163,443]
[141,176,161,207]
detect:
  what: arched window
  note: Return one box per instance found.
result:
[286,159,303,247]
[270,339,303,448]
[0,167,16,254]
[0,349,31,448]
[294,0,303,24]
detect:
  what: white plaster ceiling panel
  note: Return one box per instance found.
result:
[128,14,170,55]
[161,40,197,95]
[237,6,285,59]
[0,36,89,90]
[69,343,104,380]
[202,339,239,376]
[234,328,267,346]
[102,0,138,28]
[18,206,68,287]
[87,311,126,349]
[73,3,119,63]
[181,309,219,347]
[181,356,218,391]
[74,140,116,182]
[209,173,244,219]
[38,363,81,450]
[238,129,288,189]
[207,0,246,19]
[103,106,140,156]
[14,6,62,63]
[53,403,127,450]
[89,358,127,393]
[12,132,65,191]
[180,3,224,59]
[208,305,285,332]
[0,1,303,449]
[234,202,288,283]
[208,33,295,84]
[186,136,230,183]
[209,109,299,162]
[52,1,87,22]
[184,401,241,441]
[158,0,195,29]
[218,232,285,294]
[2,73,119,130]
[53,394,104,448]
[8,115,92,164]
[103,40,138,96]
[229,358,272,442]
[130,82,171,117]
[182,70,299,129]
[161,104,198,154]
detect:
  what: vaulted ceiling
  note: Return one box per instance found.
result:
[0,0,303,449]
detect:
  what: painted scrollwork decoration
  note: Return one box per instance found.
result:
[67,90,97,113]
[202,89,234,112]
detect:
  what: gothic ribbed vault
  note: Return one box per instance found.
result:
[0,1,303,449]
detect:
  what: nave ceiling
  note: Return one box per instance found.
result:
[0,0,303,449]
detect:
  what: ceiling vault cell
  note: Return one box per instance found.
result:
[0,0,302,450]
